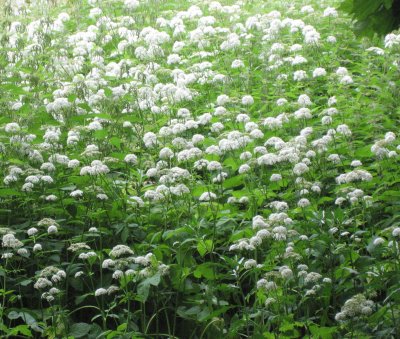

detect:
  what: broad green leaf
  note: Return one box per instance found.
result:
[197,239,213,257]
[194,263,216,280]
[69,323,91,338]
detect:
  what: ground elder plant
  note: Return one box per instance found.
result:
[0,0,400,338]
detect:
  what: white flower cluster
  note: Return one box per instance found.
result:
[109,244,134,258]
[34,266,66,297]
[336,169,373,184]
[371,132,397,159]
[1,0,399,330]
[80,160,110,176]
[95,286,119,297]
[384,33,400,49]
[335,294,374,322]
[2,233,23,249]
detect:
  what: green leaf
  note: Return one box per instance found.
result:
[77,103,91,111]
[193,263,215,280]
[117,323,127,332]
[137,283,150,302]
[162,226,191,240]
[120,227,129,242]
[69,323,91,338]
[147,273,161,286]
[109,136,121,148]
[280,320,295,332]
[75,293,91,305]
[8,158,25,165]
[18,279,32,287]
[353,0,382,21]
[104,87,113,97]
[223,175,244,189]
[197,307,211,322]
[339,0,355,12]
[177,306,201,319]
[68,94,77,102]
[198,306,231,322]
[3,84,26,95]
[9,325,32,336]
[339,0,399,36]
[7,311,36,325]
[0,188,22,197]
[309,325,337,339]
[223,157,239,171]
[137,273,161,302]
[94,130,107,140]
[197,239,213,257]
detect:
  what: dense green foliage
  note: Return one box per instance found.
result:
[339,0,400,37]
[0,0,400,338]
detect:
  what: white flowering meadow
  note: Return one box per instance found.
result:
[1,0,400,337]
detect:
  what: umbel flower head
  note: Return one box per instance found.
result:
[335,294,374,322]
[2,233,23,249]
[109,244,134,258]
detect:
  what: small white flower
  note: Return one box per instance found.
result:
[199,192,217,201]
[70,190,83,198]
[33,243,42,252]
[75,271,84,278]
[96,194,108,200]
[47,225,58,234]
[270,173,282,182]
[27,227,38,236]
[231,59,244,68]
[340,75,353,85]
[41,176,54,184]
[68,159,80,168]
[392,227,400,237]
[241,95,254,105]
[110,245,134,258]
[327,36,337,43]
[227,197,237,204]
[243,259,257,269]
[373,237,385,246]
[94,288,108,297]
[293,70,307,81]
[239,196,249,204]
[298,94,312,106]
[34,277,52,289]
[298,198,310,208]
[239,164,251,174]
[207,161,222,171]
[123,121,133,128]
[351,160,362,167]
[323,7,338,17]
[280,267,293,279]
[17,248,28,256]
[124,154,138,165]
[293,162,309,176]
[5,123,21,133]
[313,67,326,78]
[321,116,332,125]
[236,114,250,123]
[45,195,58,202]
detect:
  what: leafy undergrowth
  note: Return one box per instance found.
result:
[0,0,400,338]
